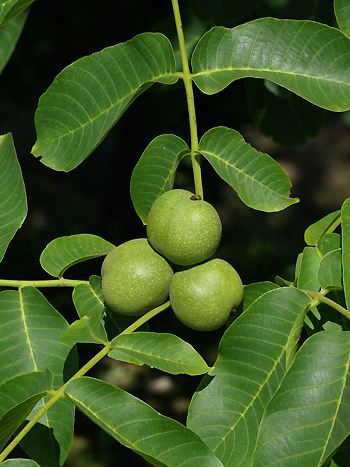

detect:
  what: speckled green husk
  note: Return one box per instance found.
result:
[146,189,222,266]
[170,259,244,331]
[101,238,173,316]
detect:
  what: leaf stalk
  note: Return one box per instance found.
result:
[0,301,171,462]
[171,0,203,198]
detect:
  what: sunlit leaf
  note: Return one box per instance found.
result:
[342,198,350,310]
[192,19,350,111]
[110,332,209,375]
[66,377,223,466]
[199,127,298,212]
[130,134,189,224]
[0,133,27,263]
[335,0,350,39]
[304,210,340,246]
[32,33,177,171]
[254,332,350,466]
[187,288,310,466]
[40,234,114,277]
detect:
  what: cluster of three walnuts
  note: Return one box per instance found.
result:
[101,189,243,331]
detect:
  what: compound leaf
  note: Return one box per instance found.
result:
[65,377,223,467]
[110,332,209,375]
[187,288,311,466]
[130,134,189,224]
[192,19,350,111]
[32,33,177,171]
[335,0,350,39]
[254,332,350,466]
[40,234,114,277]
[199,127,298,212]
[0,133,27,263]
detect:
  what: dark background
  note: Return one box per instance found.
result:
[1,0,350,465]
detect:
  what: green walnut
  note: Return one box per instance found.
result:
[146,189,222,266]
[170,259,243,331]
[101,238,173,316]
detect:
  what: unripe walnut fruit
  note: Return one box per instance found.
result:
[170,259,243,331]
[146,189,222,266]
[101,238,173,316]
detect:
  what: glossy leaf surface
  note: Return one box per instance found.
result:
[130,134,189,224]
[187,288,310,466]
[66,377,223,467]
[0,133,27,263]
[110,332,209,375]
[192,19,350,111]
[2,460,40,466]
[40,234,114,277]
[32,33,177,171]
[199,127,298,212]
[255,332,350,466]
[242,281,279,311]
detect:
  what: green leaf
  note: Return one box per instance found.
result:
[242,281,279,311]
[0,11,27,74]
[318,248,343,290]
[305,210,340,246]
[0,133,27,263]
[335,0,350,39]
[0,287,77,465]
[245,79,325,146]
[341,198,350,310]
[0,0,33,24]
[297,246,321,291]
[2,460,40,466]
[0,371,52,450]
[63,275,108,344]
[254,332,350,466]
[109,332,209,375]
[192,19,350,112]
[317,233,341,256]
[187,288,311,466]
[19,398,75,467]
[32,33,177,171]
[65,377,223,467]
[40,234,114,277]
[130,134,189,224]
[199,127,298,212]
[0,0,20,23]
